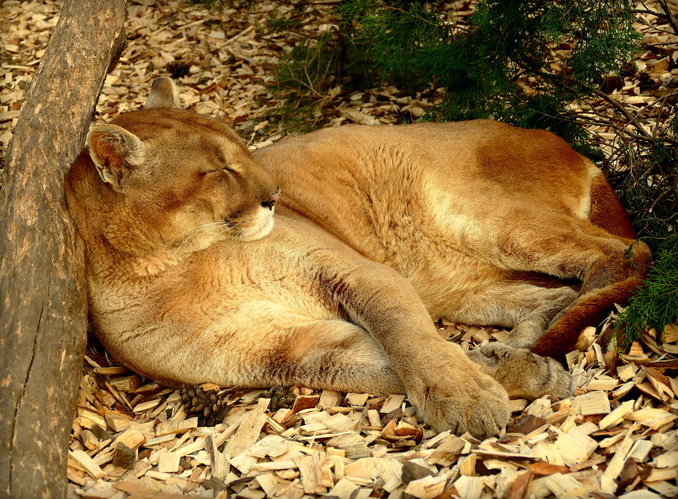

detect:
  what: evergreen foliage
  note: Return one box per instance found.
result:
[613,135,678,343]
[616,234,678,347]
[277,0,642,147]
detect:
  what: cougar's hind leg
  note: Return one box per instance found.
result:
[518,167,650,359]
[483,218,649,360]
[441,278,578,348]
[505,287,578,349]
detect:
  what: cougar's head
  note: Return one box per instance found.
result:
[71,77,279,267]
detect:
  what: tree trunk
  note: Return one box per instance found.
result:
[0,0,126,496]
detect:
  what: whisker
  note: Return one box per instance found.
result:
[215,223,237,236]
[176,221,223,238]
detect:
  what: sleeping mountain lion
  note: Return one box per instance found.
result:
[65,77,650,438]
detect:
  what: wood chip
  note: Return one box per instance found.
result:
[554,428,598,467]
[572,390,611,415]
[295,452,333,494]
[156,451,180,473]
[405,474,448,499]
[155,417,198,437]
[380,394,406,413]
[70,449,106,479]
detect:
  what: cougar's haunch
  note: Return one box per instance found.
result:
[65,77,649,438]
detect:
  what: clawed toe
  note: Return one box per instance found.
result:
[413,374,510,438]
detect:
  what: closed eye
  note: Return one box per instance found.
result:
[203,165,234,174]
[203,150,233,174]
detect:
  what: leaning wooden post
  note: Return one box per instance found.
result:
[0,0,126,495]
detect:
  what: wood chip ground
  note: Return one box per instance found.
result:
[1,1,677,497]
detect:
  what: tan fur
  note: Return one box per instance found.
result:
[65,78,649,437]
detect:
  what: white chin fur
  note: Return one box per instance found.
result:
[237,208,275,242]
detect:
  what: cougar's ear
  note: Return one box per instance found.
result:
[87,123,146,191]
[144,77,180,109]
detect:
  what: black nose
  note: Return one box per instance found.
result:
[261,188,280,210]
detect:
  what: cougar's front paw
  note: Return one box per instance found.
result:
[414,372,510,439]
[476,343,575,400]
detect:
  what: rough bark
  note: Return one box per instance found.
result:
[0,0,126,496]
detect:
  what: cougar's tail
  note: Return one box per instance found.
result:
[530,275,646,359]
[531,166,650,360]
